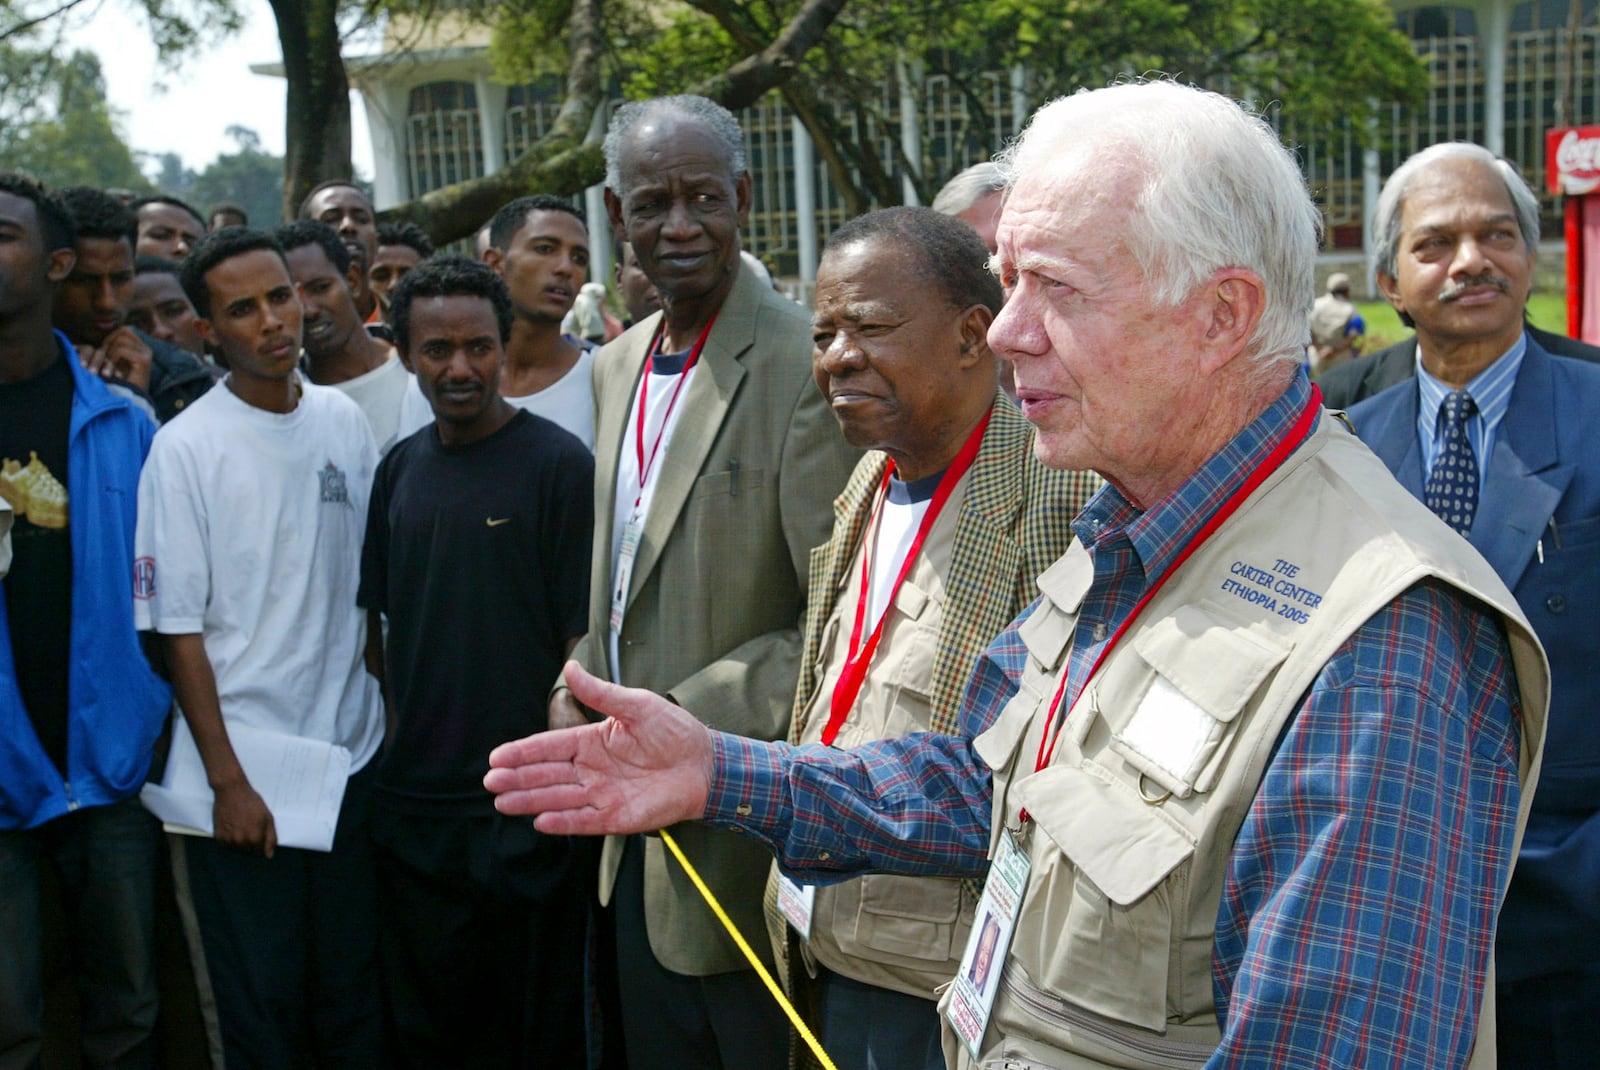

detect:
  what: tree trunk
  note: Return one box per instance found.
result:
[270,0,352,220]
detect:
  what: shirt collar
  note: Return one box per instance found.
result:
[1072,370,1315,585]
[887,466,944,505]
[1414,331,1525,430]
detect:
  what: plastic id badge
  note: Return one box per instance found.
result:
[609,512,643,633]
[776,872,816,938]
[946,828,1031,1058]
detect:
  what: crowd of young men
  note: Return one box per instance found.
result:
[2,79,1596,1070]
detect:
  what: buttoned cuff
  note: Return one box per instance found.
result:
[707,732,794,841]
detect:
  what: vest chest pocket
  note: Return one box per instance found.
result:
[1107,605,1290,799]
[1011,764,1195,1033]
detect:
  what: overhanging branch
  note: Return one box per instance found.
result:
[381,0,852,243]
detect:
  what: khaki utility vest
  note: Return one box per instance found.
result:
[944,415,1549,1070]
[796,491,976,999]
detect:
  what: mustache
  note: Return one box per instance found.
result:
[1438,273,1510,302]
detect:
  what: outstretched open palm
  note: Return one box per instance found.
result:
[485,661,715,836]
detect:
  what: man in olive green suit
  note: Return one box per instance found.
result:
[549,94,858,1068]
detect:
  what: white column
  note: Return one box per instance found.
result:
[476,75,506,177]
[793,115,818,285]
[1363,141,1381,298]
[585,103,611,287]
[1474,0,1511,156]
[361,80,410,208]
[898,53,922,205]
[586,185,610,287]
[1011,65,1030,136]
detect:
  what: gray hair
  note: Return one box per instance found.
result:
[994,80,1321,367]
[931,162,1006,217]
[603,95,748,192]
[1371,142,1540,280]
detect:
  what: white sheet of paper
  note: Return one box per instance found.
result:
[139,717,351,852]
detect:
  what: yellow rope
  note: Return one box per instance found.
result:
[658,828,839,1070]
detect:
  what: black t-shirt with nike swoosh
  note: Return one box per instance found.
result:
[358,409,593,812]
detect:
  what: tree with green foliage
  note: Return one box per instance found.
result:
[0,0,237,193]
[3,0,1434,246]
[381,0,852,241]
[578,0,1432,212]
[0,44,152,191]
[381,0,1429,241]
[189,125,288,226]
[3,0,342,217]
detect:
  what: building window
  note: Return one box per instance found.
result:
[406,81,485,195]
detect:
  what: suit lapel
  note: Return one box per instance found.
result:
[930,400,1026,731]
[790,453,885,741]
[1470,343,1573,587]
[625,268,758,604]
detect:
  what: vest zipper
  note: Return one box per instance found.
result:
[1001,968,1214,1069]
[63,779,79,811]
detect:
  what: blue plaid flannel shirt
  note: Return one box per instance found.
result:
[707,372,1523,1068]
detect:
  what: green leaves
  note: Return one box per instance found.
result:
[474,0,1427,215]
[0,45,152,190]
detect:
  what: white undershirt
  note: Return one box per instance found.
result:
[608,350,699,680]
[504,347,596,451]
[332,352,413,456]
[866,489,932,626]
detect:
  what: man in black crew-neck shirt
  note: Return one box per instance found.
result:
[358,256,594,1066]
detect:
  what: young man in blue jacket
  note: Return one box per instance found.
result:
[0,174,173,1067]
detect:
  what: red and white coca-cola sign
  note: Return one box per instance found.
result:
[1547,126,1600,195]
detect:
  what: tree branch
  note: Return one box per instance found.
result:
[692,0,850,110]
[381,0,604,242]
[780,80,870,217]
[692,0,873,209]
[382,0,852,244]
[0,0,96,42]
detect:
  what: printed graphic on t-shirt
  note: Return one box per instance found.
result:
[133,556,156,600]
[0,451,68,530]
[319,460,350,506]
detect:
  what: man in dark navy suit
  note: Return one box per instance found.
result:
[1321,320,1599,409]
[1348,142,1600,1070]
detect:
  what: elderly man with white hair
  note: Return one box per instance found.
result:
[487,81,1550,1069]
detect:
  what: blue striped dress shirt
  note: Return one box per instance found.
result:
[1415,332,1525,491]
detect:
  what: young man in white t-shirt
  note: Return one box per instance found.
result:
[276,219,417,455]
[481,194,597,449]
[134,227,385,1068]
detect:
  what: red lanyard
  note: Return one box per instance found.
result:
[1021,387,1323,818]
[634,314,718,506]
[821,409,993,745]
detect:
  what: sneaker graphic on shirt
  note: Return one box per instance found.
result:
[0,452,68,529]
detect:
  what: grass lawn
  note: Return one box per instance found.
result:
[1354,291,1568,350]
